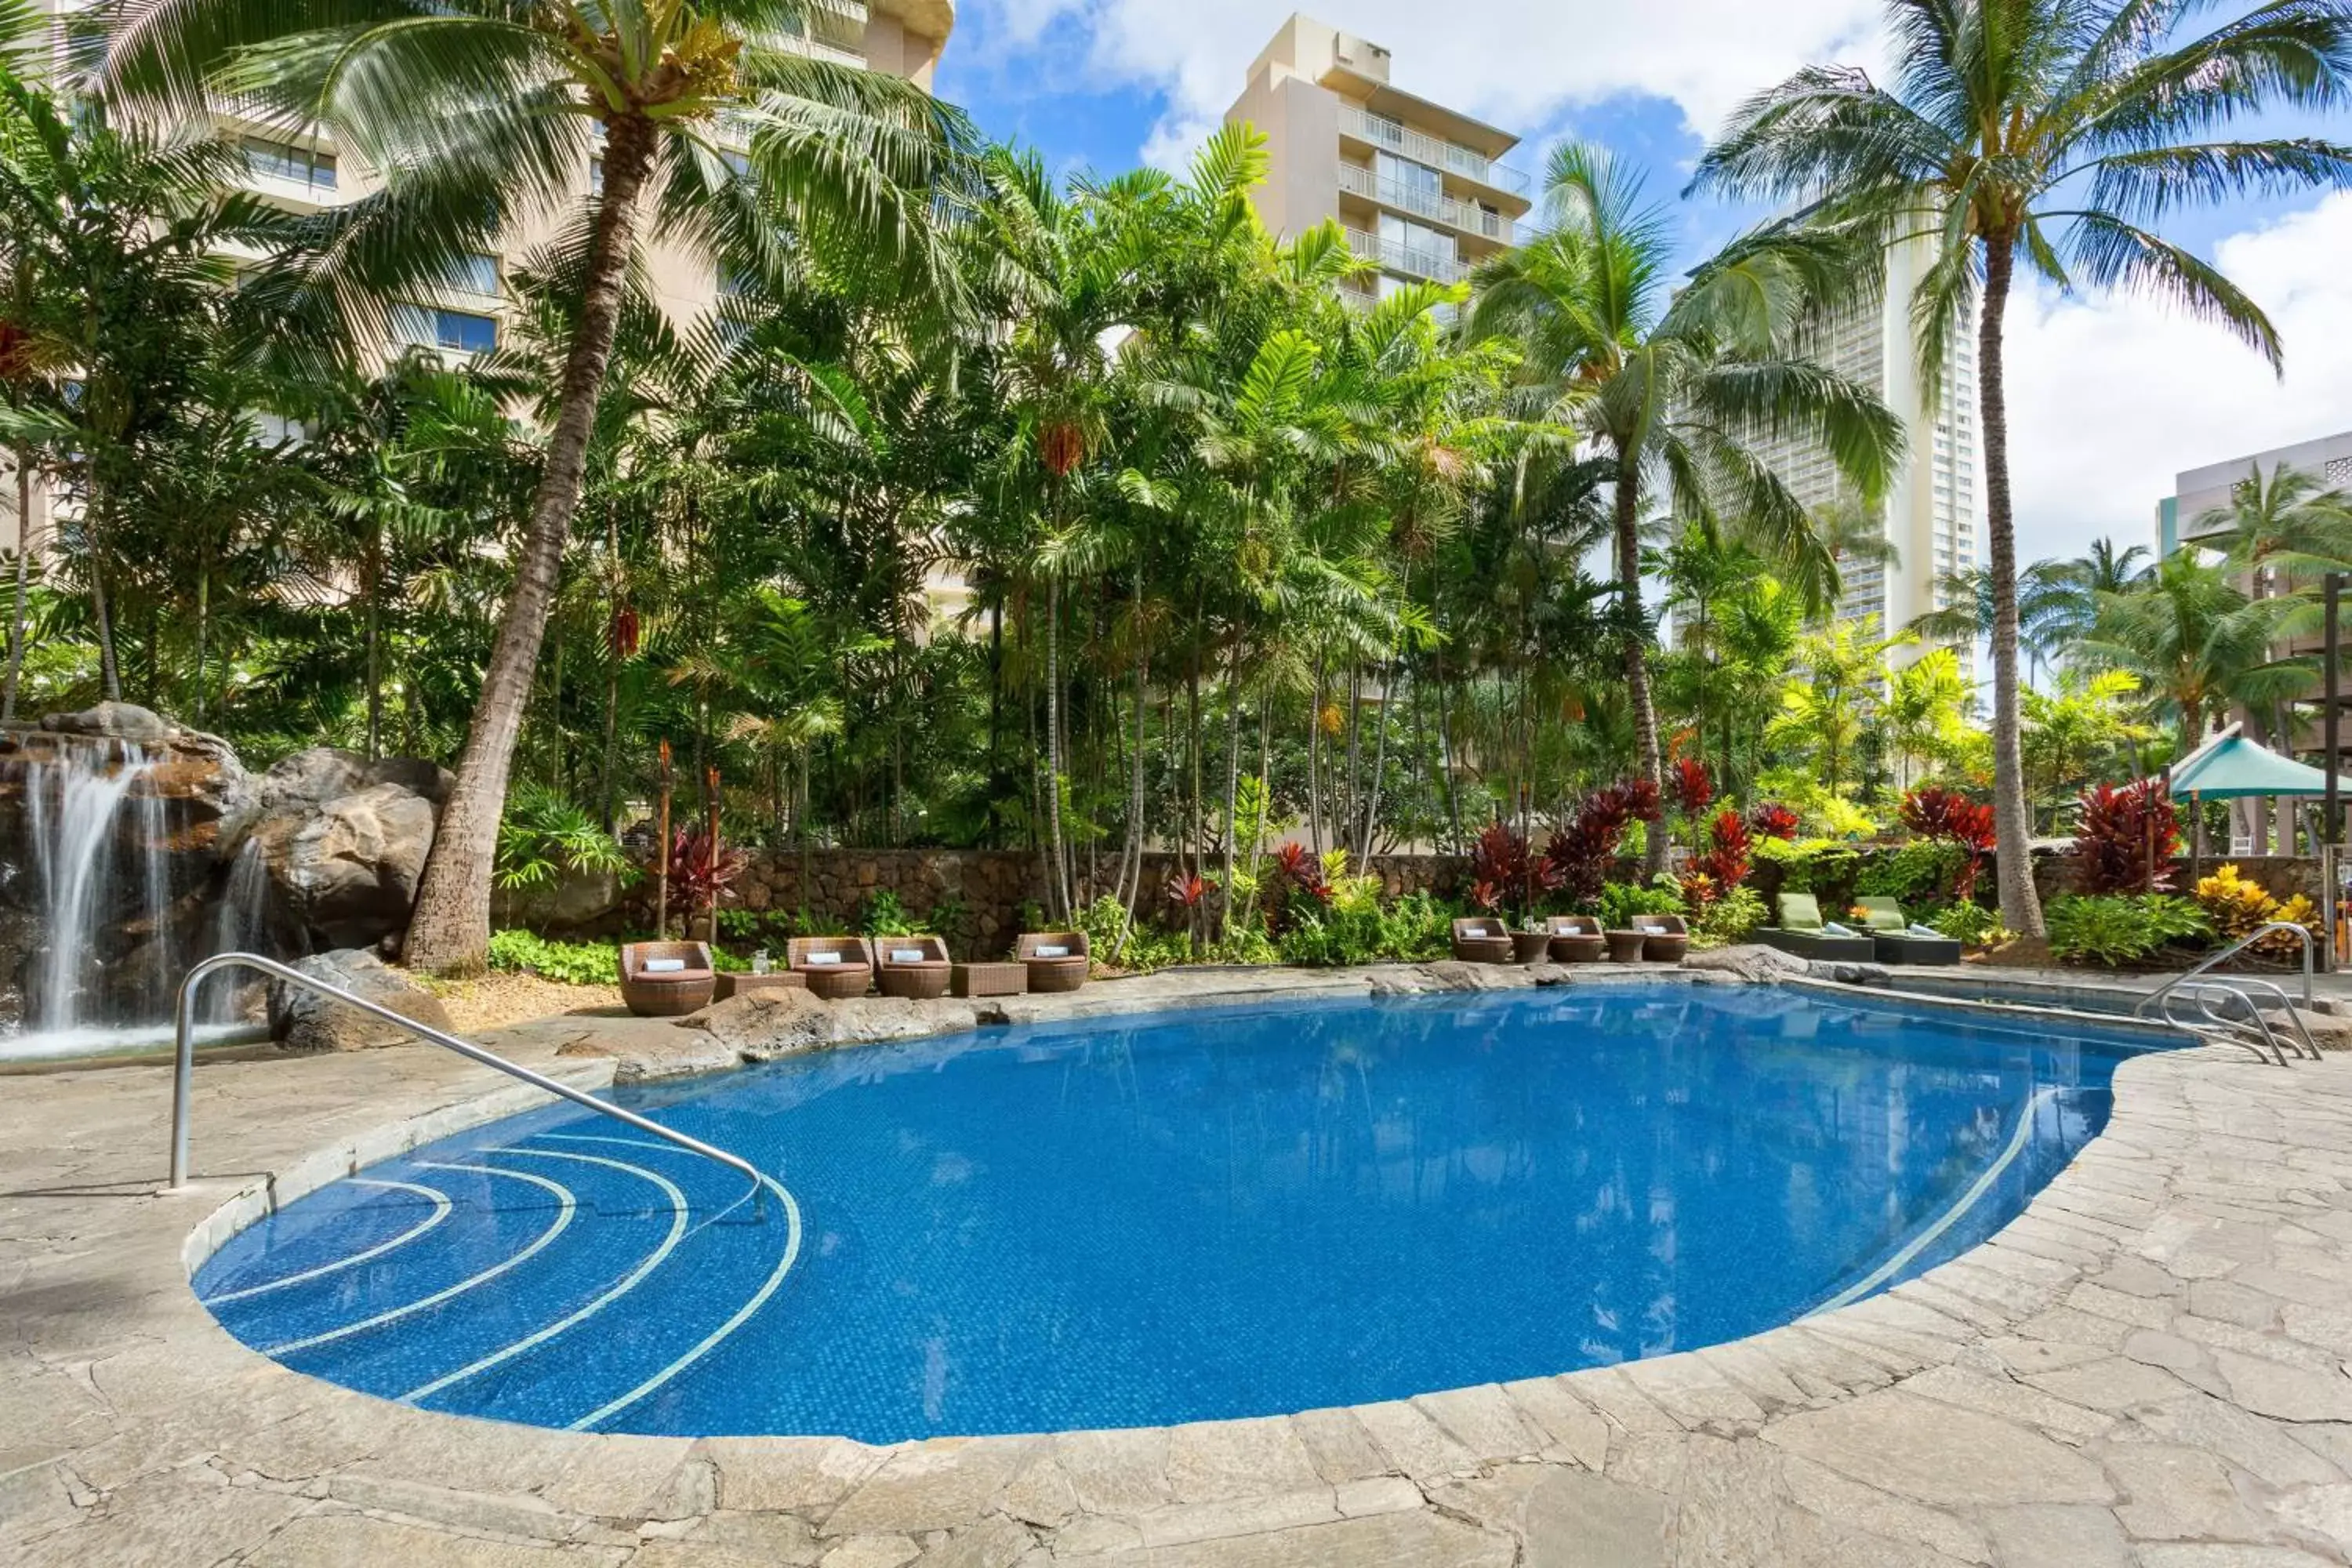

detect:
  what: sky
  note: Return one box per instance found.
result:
[935,0,2352,568]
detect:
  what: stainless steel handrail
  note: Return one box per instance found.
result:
[2179,975,2321,1061]
[169,953,764,1213]
[2136,920,2314,1016]
[2175,982,2289,1065]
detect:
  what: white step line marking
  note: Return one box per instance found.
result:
[399,1148,690,1406]
[527,1132,804,1432]
[260,1164,575,1355]
[204,1179,453,1305]
[1808,1085,2056,1318]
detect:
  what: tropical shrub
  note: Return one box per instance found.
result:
[486,929,621,986]
[1599,879,1686,932]
[858,888,916,936]
[1689,808,1752,894]
[1541,778,1660,910]
[662,826,745,921]
[1899,786,1994,902]
[1926,902,2009,949]
[1690,884,1767,948]
[1669,757,1714,821]
[2045,895,2210,966]
[1276,889,1454,967]
[2071,779,2181,895]
[1468,822,1536,914]
[1746,802,1801,841]
[2193,864,2322,955]
[494,784,633,892]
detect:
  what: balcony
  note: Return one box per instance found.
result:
[1337,162,1509,242]
[1343,227,1466,285]
[780,31,868,67]
[1336,104,1529,199]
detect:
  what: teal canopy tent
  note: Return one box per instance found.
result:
[2171,734,2334,800]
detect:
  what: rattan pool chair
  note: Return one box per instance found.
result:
[618,941,717,1017]
[1756,894,1877,963]
[874,934,953,1000]
[789,935,873,1000]
[1450,916,1514,964]
[1544,914,1607,964]
[1854,897,1965,965]
[1018,931,1091,993]
[1632,913,1690,963]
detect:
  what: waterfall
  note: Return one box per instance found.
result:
[23,737,149,1036]
[4,735,277,1060]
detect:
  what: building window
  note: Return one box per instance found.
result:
[394,305,499,355]
[244,136,336,191]
[447,252,500,296]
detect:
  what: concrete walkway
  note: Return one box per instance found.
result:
[7,965,2352,1566]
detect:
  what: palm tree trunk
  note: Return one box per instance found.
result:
[364,530,383,761]
[1308,652,1326,858]
[1615,455,1664,874]
[1044,574,1069,922]
[404,114,657,973]
[1,450,27,723]
[1358,659,1393,863]
[86,509,121,702]
[1220,630,1243,939]
[1980,230,2043,938]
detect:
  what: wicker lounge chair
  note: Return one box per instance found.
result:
[874,934,953,1000]
[1756,894,1877,962]
[789,935,873,1000]
[1018,931,1091,993]
[1544,914,1607,964]
[1450,916,1514,964]
[1632,913,1690,963]
[619,941,716,1017]
[1855,897,1965,965]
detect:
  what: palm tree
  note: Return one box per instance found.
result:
[2079,552,2311,760]
[1469,142,1900,869]
[2197,460,2352,586]
[1693,0,2352,937]
[1907,560,2076,679]
[107,0,972,971]
[2036,538,2153,653]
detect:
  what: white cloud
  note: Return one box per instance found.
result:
[960,0,1886,168]
[2005,192,2352,564]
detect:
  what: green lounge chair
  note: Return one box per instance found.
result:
[1757,893,1876,962]
[1854,897,1964,966]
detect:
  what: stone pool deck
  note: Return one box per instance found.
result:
[8,961,2352,1566]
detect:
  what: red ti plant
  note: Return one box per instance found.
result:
[1746,801,1801,841]
[1689,808,1752,897]
[665,825,743,924]
[1669,757,1714,819]
[1468,822,1534,915]
[2071,779,2182,895]
[1540,779,1663,910]
[1164,870,1210,913]
[1900,786,1998,901]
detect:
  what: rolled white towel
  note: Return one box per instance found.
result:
[1821,921,1857,938]
[1908,923,1944,938]
[642,957,687,973]
[804,951,843,966]
[889,949,926,964]
[1033,944,1069,958]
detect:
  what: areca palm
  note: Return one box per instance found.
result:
[1694,0,2352,936]
[1469,142,1900,868]
[2079,552,2312,759]
[107,0,972,970]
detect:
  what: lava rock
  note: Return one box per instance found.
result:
[1682,944,1811,982]
[242,748,448,952]
[268,949,453,1052]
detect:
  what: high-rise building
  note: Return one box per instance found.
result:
[2,0,957,563]
[1744,239,1986,679]
[1221,13,1531,308]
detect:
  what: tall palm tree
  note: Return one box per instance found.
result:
[1693,0,2352,937]
[1469,142,1900,868]
[1907,559,2076,678]
[107,0,972,971]
[2079,552,2311,760]
[2198,459,2352,585]
[2036,537,2153,652]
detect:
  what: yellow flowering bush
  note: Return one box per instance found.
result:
[2193,864,2322,954]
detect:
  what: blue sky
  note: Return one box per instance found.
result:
[933,0,2352,564]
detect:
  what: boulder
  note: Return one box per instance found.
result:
[686,988,978,1059]
[1683,944,1811,983]
[37,700,172,741]
[267,948,454,1052]
[241,749,448,953]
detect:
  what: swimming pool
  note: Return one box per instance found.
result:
[191,984,2163,1442]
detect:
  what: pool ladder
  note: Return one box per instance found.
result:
[168,952,768,1212]
[2134,923,2323,1067]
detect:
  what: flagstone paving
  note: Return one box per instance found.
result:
[6,962,2352,1565]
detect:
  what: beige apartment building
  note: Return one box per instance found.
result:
[1222,13,1530,307]
[2,0,956,562]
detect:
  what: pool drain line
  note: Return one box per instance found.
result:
[1808,1086,2056,1319]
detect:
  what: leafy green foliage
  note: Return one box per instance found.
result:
[1690,885,1767,949]
[1598,880,1686,931]
[485,930,620,987]
[857,889,916,937]
[494,785,633,892]
[1277,891,1455,967]
[2045,896,2211,967]
[1926,902,2009,949]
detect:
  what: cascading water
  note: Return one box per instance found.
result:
[2,734,274,1062]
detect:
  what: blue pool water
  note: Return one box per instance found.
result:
[194,985,2160,1440]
